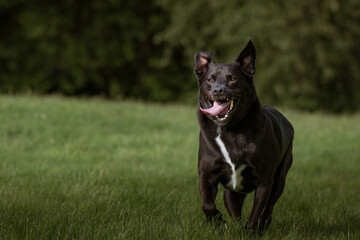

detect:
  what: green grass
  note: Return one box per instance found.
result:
[0,95,359,239]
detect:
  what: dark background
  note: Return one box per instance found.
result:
[1,0,359,113]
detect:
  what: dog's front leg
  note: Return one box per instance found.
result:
[199,174,223,222]
[245,183,272,231]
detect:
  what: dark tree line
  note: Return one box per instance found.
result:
[1,0,359,112]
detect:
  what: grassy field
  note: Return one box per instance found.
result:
[0,95,359,239]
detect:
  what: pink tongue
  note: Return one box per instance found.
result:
[200,101,231,116]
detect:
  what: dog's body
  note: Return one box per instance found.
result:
[194,40,294,231]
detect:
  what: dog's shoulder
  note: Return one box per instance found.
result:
[261,106,294,157]
[261,106,294,136]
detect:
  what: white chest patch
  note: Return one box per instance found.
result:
[215,128,246,192]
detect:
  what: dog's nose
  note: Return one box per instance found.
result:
[212,85,226,97]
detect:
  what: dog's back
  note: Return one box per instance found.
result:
[262,106,294,159]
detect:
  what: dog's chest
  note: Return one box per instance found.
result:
[215,128,256,193]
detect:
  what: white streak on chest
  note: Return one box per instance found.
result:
[215,128,245,192]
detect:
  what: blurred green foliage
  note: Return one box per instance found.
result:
[0,0,359,112]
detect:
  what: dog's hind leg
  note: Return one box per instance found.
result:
[223,189,246,219]
[259,144,293,230]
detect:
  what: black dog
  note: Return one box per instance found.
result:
[194,40,294,231]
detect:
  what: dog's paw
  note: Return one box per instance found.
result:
[244,220,266,235]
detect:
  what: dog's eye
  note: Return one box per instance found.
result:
[207,78,215,83]
[228,75,237,82]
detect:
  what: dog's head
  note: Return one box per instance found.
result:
[194,40,258,126]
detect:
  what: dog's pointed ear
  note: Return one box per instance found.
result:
[235,39,256,76]
[194,51,214,79]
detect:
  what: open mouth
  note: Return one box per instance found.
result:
[200,98,236,122]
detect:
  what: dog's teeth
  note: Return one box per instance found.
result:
[230,100,234,109]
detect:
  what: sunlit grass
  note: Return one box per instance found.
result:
[0,95,359,239]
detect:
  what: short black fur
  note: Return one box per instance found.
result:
[194,39,294,232]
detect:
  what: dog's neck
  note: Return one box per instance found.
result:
[226,95,261,129]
